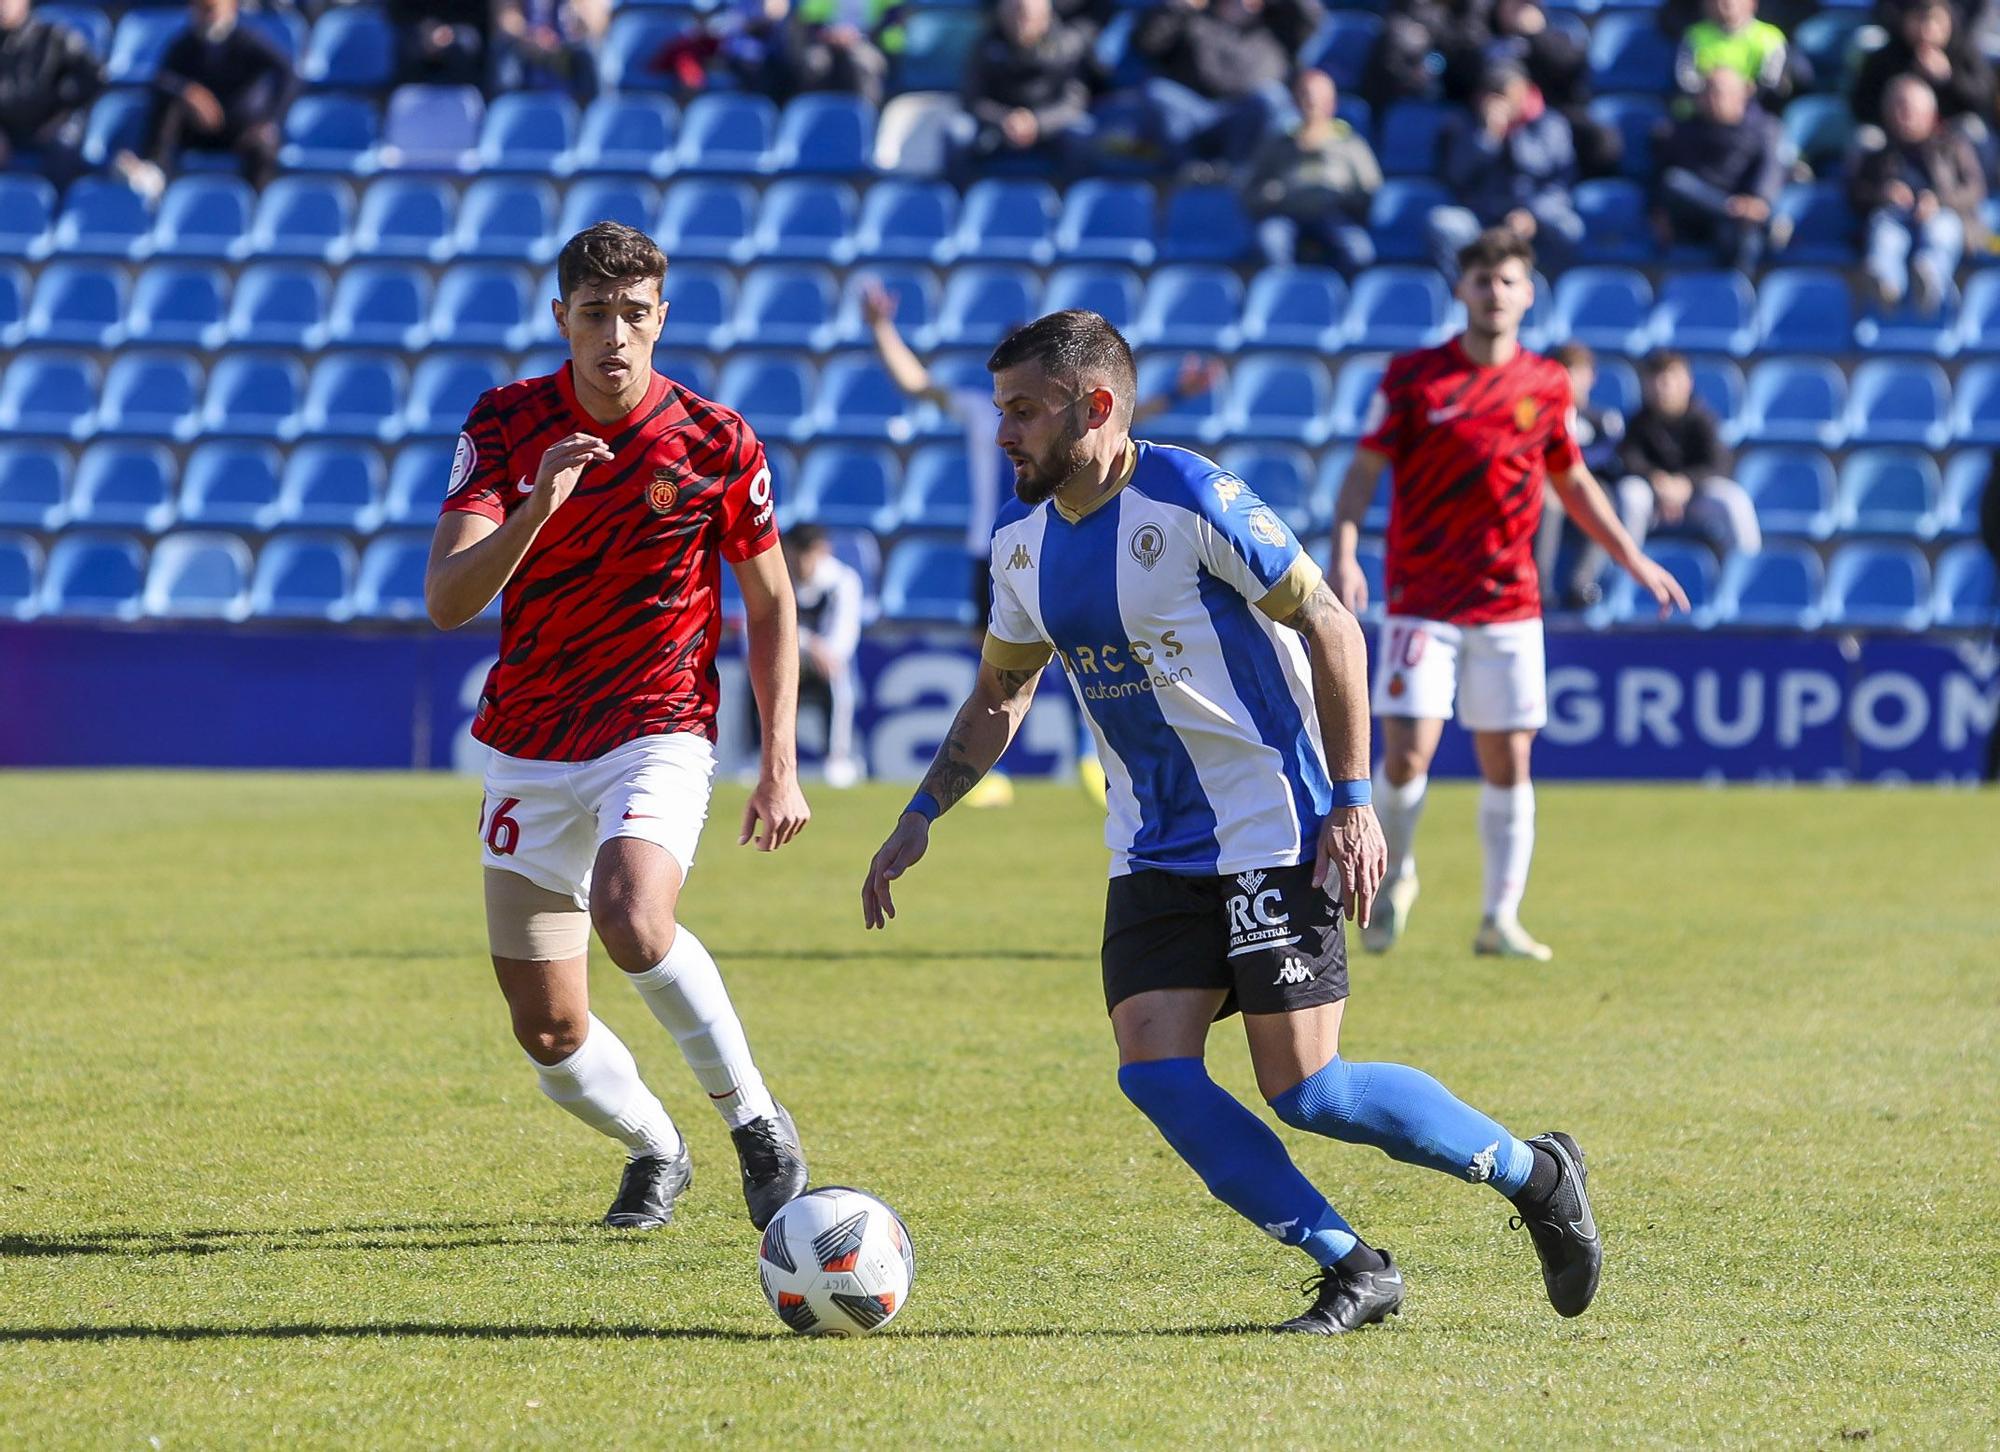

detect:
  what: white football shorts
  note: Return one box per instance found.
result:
[477,731,717,908]
[1371,615,1548,732]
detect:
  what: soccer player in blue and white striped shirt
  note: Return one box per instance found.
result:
[861,311,1601,1333]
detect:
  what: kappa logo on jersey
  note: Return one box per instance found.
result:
[1212,477,1245,510]
[1128,522,1166,570]
[1006,543,1034,570]
[1248,508,1287,549]
[1226,870,1300,957]
[448,433,477,496]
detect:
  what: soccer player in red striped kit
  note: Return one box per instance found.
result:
[1330,227,1689,961]
[425,222,810,1232]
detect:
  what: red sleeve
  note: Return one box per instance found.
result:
[1542,365,1581,475]
[1357,358,1411,461]
[439,392,516,523]
[717,425,779,563]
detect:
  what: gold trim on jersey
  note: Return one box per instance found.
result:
[982,635,1056,671]
[1052,440,1140,524]
[1255,554,1324,622]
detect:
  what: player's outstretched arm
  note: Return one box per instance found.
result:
[1548,461,1693,618]
[733,545,811,853]
[1278,581,1388,928]
[864,282,949,406]
[860,660,1043,929]
[425,431,611,629]
[1329,449,1389,615]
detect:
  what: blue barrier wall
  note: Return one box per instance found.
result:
[2,623,1995,780]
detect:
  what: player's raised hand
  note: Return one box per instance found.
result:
[527,432,613,519]
[1629,554,1692,619]
[861,815,930,929]
[1315,805,1387,928]
[741,775,810,852]
[1332,553,1370,615]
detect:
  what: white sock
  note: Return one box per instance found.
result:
[532,1015,682,1160]
[626,927,778,1129]
[1373,765,1430,884]
[1478,782,1536,924]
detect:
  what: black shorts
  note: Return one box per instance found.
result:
[1101,863,1350,1019]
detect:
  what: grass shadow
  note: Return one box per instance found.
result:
[0,1221,606,1260]
[0,1322,1271,1344]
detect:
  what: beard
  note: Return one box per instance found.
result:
[1010,421,1093,505]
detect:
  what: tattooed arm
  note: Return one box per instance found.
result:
[860,658,1045,928]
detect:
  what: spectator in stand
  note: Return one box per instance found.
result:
[495,0,608,103]
[1850,72,1986,313]
[1852,0,1996,136]
[1427,61,1581,275]
[1612,351,1761,580]
[1126,0,1321,171]
[389,0,494,87]
[1364,0,1489,112]
[1245,67,1381,271]
[953,0,1096,182]
[1536,342,1627,608]
[1655,66,1784,270]
[115,0,294,197]
[0,0,104,184]
[782,525,865,789]
[652,0,901,104]
[1675,0,1794,110]
[1437,0,1619,175]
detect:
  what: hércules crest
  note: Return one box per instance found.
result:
[1248,508,1287,548]
[648,466,681,513]
[1129,523,1166,570]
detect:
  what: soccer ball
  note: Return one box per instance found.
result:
[757,1187,914,1336]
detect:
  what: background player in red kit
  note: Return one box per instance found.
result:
[1331,227,1689,962]
[424,222,810,1233]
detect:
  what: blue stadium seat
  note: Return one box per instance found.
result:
[814,355,910,443]
[1574,178,1652,264]
[658,263,736,351]
[1756,268,1853,353]
[1781,94,1856,173]
[66,442,173,534]
[382,442,452,527]
[855,180,957,263]
[277,441,387,526]
[733,266,837,351]
[1041,264,1142,336]
[753,179,859,264]
[600,10,693,94]
[252,532,358,622]
[1653,271,1756,353]
[1553,268,1654,354]
[715,355,815,443]
[428,265,532,350]
[479,92,578,175]
[126,263,227,348]
[1932,542,1998,629]
[1771,183,1855,264]
[1242,267,1348,352]
[1347,267,1452,350]
[107,8,184,83]
[653,179,750,262]
[955,179,1058,265]
[1328,354,1389,440]
[227,263,329,348]
[1158,186,1253,263]
[38,4,110,60]
[1952,360,2000,445]
[896,8,982,92]
[790,444,899,529]
[1133,266,1243,351]
[0,264,19,349]
[280,93,379,175]
[1837,448,1943,537]
[51,177,153,259]
[1055,179,1156,266]
[352,177,454,263]
[1942,452,1990,538]
[300,355,406,443]
[934,265,1038,349]
[1605,540,1716,628]
[1590,14,1675,91]
[1737,448,1837,539]
[248,176,355,263]
[25,261,124,347]
[327,264,431,351]
[1794,12,1868,95]
[352,533,432,620]
[776,93,875,174]
[1823,542,1931,631]
[1225,354,1335,446]
[566,176,662,240]
[304,6,395,88]
[201,353,305,440]
[1135,352,1225,442]
[152,175,254,260]
[1743,358,1846,448]
[41,531,146,620]
[381,84,483,171]
[1687,356,1745,442]
[1590,357,1642,418]
[81,87,148,167]
[97,352,201,443]
[1714,544,1824,629]
[574,96,679,175]
[1845,359,1949,449]
[178,442,282,529]
[0,442,69,530]
[1219,445,1317,531]
[899,444,974,532]
[881,537,976,625]
[656,349,714,398]
[0,350,99,438]
[676,92,779,174]
[0,532,40,620]
[1857,283,1960,357]
[1303,11,1382,90]
[1377,102,1450,179]
[0,175,57,258]
[452,177,560,264]
[404,353,508,438]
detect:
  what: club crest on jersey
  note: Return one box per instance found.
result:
[1514,397,1539,430]
[1128,523,1166,570]
[648,467,681,513]
[1248,508,1287,548]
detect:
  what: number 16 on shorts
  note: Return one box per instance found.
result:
[480,795,522,857]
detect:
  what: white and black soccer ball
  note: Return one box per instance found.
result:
[757,1187,914,1337]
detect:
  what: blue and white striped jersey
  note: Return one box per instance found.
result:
[983,442,1335,878]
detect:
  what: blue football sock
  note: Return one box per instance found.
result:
[1269,1056,1536,1198]
[1119,1057,1359,1266]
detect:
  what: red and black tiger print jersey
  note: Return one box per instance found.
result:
[1359,337,1580,626]
[441,363,777,761]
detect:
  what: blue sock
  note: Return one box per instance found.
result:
[1119,1058,1359,1266]
[1269,1057,1536,1198]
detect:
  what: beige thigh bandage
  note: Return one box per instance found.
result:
[484,868,591,961]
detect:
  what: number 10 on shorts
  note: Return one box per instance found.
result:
[480,795,522,856]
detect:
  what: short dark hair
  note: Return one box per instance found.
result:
[556,221,667,303]
[1456,226,1535,277]
[1642,349,1688,378]
[986,310,1138,424]
[1553,341,1595,370]
[788,523,827,552]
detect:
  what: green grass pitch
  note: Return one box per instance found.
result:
[2,772,1996,1448]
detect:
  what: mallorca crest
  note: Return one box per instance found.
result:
[648,465,682,513]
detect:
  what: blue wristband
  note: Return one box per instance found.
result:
[904,791,943,821]
[1328,778,1372,808]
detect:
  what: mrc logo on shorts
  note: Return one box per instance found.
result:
[1224,870,1301,958]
